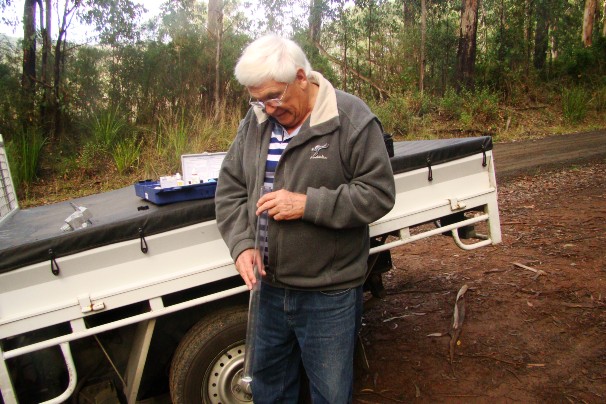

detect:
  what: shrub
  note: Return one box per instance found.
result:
[592,86,606,113]
[462,87,500,125]
[438,87,462,119]
[562,87,588,124]
[5,128,46,188]
[368,96,414,137]
[113,135,141,175]
[80,108,130,171]
[89,108,128,152]
[156,111,190,171]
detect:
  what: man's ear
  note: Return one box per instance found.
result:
[295,68,308,89]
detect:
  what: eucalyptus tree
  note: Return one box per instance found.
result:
[22,0,36,126]
[534,0,551,71]
[582,0,598,46]
[208,0,224,120]
[455,0,479,90]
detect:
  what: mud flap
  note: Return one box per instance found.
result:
[364,236,394,299]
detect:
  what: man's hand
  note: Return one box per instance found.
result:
[235,248,266,290]
[256,189,306,220]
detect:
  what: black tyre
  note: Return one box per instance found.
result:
[169,305,251,404]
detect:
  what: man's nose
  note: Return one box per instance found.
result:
[264,104,278,114]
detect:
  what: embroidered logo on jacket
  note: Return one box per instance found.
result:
[310,143,329,159]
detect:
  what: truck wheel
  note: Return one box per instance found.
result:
[169,305,251,404]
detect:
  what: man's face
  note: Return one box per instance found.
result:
[248,73,310,130]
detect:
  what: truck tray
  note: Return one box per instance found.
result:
[0,136,492,274]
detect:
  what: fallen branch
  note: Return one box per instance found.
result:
[449,284,468,362]
[459,353,524,366]
[388,289,450,295]
[562,302,602,309]
[513,262,547,279]
[357,389,407,403]
[484,268,507,274]
[383,313,426,322]
[505,367,522,383]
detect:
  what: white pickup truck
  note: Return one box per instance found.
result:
[0,133,501,403]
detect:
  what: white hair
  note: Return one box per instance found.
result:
[234,34,312,87]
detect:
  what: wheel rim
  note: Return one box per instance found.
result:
[204,341,252,403]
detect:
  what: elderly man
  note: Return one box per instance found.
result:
[215,34,395,403]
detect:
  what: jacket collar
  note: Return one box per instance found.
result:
[252,71,339,129]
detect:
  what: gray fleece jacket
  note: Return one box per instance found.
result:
[215,71,395,290]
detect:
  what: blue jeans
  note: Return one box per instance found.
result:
[251,283,363,404]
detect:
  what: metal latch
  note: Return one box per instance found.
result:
[449,198,467,211]
[78,294,106,314]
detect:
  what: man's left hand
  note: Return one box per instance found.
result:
[256,189,306,220]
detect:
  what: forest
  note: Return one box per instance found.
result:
[0,0,605,207]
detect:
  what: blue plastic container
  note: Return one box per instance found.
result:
[134,180,217,205]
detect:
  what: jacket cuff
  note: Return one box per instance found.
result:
[303,187,322,224]
[231,239,255,263]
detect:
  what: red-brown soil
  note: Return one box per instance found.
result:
[356,160,606,403]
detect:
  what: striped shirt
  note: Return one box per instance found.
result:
[258,122,301,266]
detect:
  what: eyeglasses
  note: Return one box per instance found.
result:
[249,84,289,109]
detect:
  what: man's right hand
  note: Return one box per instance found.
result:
[235,248,266,290]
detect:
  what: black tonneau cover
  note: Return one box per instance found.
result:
[0,136,491,273]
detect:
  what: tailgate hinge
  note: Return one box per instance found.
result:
[449,198,467,211]
[78,294,106,314]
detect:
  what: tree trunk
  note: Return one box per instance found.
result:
[53,5,70,137]
[367,1,373,96]
[455,0,480,91]
[207,0,222,41]
[208,0,224,121]
[534,0,549,70]
[420,0,426,94]
[53,38,63,136]
[582,0,597,46]
[524,0,533,76]
[41,0,53,138]
[22,0,37,126]
[602,0,606,37]
[341,6,348,91]
[550,17,559,61]
[402,1,414,27]
[309,0,323,44]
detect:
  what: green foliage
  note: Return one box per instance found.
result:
[438,87,499,126]
[81,108,131,171]
[156,110,191,171]
[68,46,106,115]
[0,37,23,136]
[113,135,141,175]
[437,87,462,119]
[369,96,415,137]
[592,86,606,113]
[369,92,432,137]
[562,87,588,124]
[461,87,500,125]
[88,108,128,152]
[5,128,46,188]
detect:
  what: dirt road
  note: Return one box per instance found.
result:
[355,130,606,403]
[493,129,606,181]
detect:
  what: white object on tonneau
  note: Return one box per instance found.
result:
[181,152,226,184]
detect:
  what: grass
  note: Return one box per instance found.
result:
[562,87,588,124]
[5,128,46,193]
[113,135,142,175]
